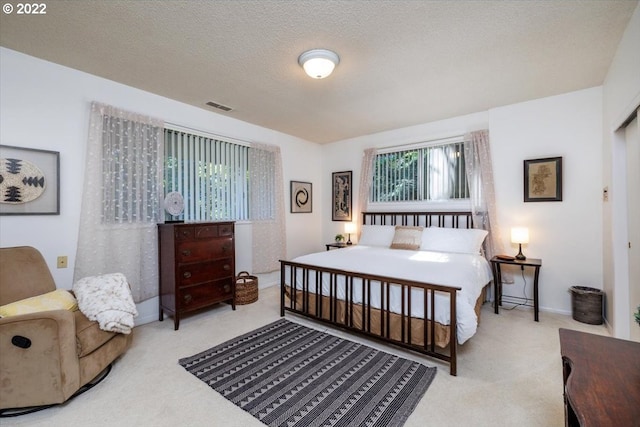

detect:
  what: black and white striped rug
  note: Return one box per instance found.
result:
[179,319,436,427]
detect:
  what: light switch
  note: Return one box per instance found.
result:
[57,256,68,268]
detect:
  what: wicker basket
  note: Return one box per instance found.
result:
[570,286,603,325]
[236,271,258,305]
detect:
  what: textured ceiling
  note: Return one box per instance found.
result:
[0,1,637,144]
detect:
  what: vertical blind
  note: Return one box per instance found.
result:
[371,138,469,202]
[164,129,249,221]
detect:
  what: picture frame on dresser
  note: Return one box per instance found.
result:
[0,145,60,215]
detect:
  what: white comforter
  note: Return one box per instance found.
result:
[289,245,492,344]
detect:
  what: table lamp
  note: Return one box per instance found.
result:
[511,227,529,260]
[344,223,357,245]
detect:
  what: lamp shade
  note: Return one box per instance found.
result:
[298,49,340,79]
[511,227,530,244]
[344,222,357,234]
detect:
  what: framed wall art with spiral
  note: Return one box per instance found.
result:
[290,181,312,213]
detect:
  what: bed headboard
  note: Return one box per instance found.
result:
[362,211,474,229]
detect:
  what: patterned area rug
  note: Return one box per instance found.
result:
[179,319,436,427]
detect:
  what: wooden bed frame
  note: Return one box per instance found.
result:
[280,211,478,376]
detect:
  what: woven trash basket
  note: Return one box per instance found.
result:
[236,271,258,305]
[569,286,603,325]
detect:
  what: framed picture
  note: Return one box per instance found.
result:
[332,170,352,221]
[524,157,562,202]
[0,145,60,215]
[290,181,312,213]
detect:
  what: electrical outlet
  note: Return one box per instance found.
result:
[57,256,68,269]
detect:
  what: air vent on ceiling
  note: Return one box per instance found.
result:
[206,101,233,112]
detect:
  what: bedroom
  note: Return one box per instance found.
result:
[0,1,639,425]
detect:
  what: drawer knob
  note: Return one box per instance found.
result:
[222,244,231,252]
[182,231,189,236]
[223,264,230,271]
[183,271,192,279]
[183,294,192,304]
[224,285,231,293]
[181,250,191,256]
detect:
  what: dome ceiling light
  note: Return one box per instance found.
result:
[298,49,340,79]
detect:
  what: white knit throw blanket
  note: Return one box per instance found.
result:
[73,273,138,334]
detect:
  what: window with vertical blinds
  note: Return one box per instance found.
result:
[164,128,249,221]
[371,137,469,203]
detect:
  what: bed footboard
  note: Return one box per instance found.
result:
[280,260,461,376]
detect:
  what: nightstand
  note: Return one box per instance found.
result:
[490,256,542,321]
[326,243,350,251]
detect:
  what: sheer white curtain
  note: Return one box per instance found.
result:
[249,143,285,273]
[74,102,164,302]
[356,148,377,234]
[463,130,507,263]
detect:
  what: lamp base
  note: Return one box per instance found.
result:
[346,234,352,245]
[515,243,526,260]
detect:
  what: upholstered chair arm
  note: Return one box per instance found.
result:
[0,310,81,409]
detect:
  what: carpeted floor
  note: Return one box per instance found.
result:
[179,319,436,427]
[2,285,609,427]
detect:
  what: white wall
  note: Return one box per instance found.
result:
[602,3,640,337]
[322,87,604,315]
[0,47,323,324]
[490,88,603,314]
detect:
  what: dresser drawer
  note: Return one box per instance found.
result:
[176,238,233,262]
[195,225,218,239]
[175,225,219,241]
[218,223,233,237]
[178,258,233,286]
[178,278,234,309]
[175,226,195,241]
[174,223,234,241]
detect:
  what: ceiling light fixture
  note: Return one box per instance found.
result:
[298,49,340,79]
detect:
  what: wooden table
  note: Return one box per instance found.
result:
[325,242,348,251]
[559,328,640,427]
[490,257,542,321]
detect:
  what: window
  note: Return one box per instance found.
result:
[164,128,249,221]
[371,137,469,203]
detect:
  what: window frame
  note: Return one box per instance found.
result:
[369,135,471,211]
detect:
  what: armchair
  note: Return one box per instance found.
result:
[0,246,132,413]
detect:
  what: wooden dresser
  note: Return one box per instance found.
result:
[559,328,640,427]
[158,222,236,330]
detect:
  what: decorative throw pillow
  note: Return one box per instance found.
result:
[420,227,488,254]
[357,225,397,247]
[390,226,424,250]
[0,289,78,318]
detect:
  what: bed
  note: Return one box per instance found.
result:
[279,211,493,376]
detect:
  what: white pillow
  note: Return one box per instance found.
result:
[357,225,396,247]
[420,227,488,254]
